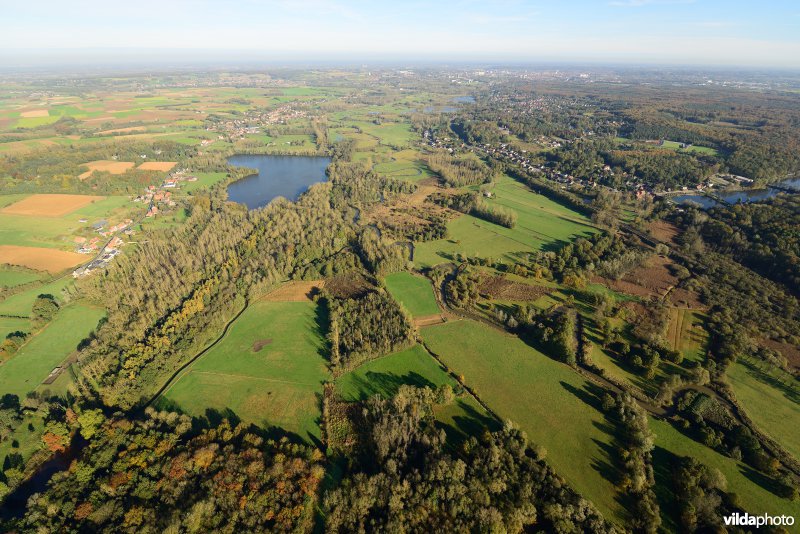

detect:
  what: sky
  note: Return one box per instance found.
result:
[2,0,800,68]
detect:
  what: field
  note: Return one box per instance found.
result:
[0,195,133,255]
[421,319,622,521]
[650,418,800,526]
[0,245,85,272]
[160,298,328,441]
[0,268,41,289]
[137,161,177,171]
[0,277,74,318]
[414,175,596,268]
[78,160,135,179]
[1,194,105,217]
[666,308,708,365]
[336,344,454,401]
[0,316,31,340]
[726,358,800,461]
[0,304,104,398]
[262,280,324,302]
[383,272,440,317]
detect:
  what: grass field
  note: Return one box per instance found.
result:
[383,272,440,318]
[336,344,453,401]
[0,268,41,289]
[421,319,623,521]
[0,316,31,340]
[335,343,498,443]
[726,358,800,461]
[667,308,708,365]
[0,304,104,398]
[414,176,596,268]
[0,277,73,318]
[650,418,800,527]
[161,299,329,441]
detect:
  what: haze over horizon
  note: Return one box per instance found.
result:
[2,0,800,69]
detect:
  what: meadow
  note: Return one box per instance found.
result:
[0,303,104,398]
[421,318,623,521]
[726,358,800,461]
[383,272,440,318]
[160,299,329,441]
[0,277,74,318]
[414,175,596,268]
[650,418,800,526]
[335,343,499,443]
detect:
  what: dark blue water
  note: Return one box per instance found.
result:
[226,154,331,209]
[673,176,800,209]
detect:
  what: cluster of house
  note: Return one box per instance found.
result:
[74,218,133,254]
[206,104,308,141]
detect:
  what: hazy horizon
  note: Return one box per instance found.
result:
[3,0,800,70]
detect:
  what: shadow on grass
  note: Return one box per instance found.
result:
[345,370,437,402]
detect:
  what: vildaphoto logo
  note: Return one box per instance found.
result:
[723,512,795,528]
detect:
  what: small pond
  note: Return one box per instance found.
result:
[226,154,331,209]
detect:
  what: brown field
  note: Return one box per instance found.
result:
[595,255,703,308]
[137,161,177,171]
[79,160,135,179]
[762,338,800,370]
[479,274,553,301]
[20,109,49,118]
[414,314,446,327]
[325,272,374,299]
[648,220,680,245]
[1,194,104,217]
[263,280,324,302]
[0,245,85,273]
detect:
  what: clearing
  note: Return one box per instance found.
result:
[384,272,440,317]
[1,194,104,218]
[263,280,324,302]
[160,299,328,441]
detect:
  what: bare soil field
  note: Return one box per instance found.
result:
[593,255,678,299]
[1,194,104,217]
[137,161,177,171]
[263,280,324,302]
[325,272,374,299]
[478,274,553,301]
[79,160,135,179]
[414,314,447,327]
[20,110,49,118]
[648,220,680,245]
[0,245,85,272]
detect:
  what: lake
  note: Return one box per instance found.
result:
[673,176,800,209]
[226,154,331,209]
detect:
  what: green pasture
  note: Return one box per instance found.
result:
[726,358,800,461]
[0,316,31,340]
[650,418,800,527]
[0,277,73,317]
[383,272,439,318]
[0,268,41,289]
[414,176,595,268]
[160,299,329,441]
[0,304,104,398]
[421,319,623,521]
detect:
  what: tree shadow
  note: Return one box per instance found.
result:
[346,370,437,401]
[435,397,501,448]
[651,445,682,532]
[739,463,787,497]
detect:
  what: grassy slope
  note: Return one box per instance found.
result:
[651,418,800,524]
[161,300,328,442]
[0,277,73,317]
[0,269,42,289]
[0,304,104,398]
[414,175,595,268]
[383,272,440,317]
[726,359,800,461]
[421,319,623,521]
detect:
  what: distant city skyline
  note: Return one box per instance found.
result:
[2,0,799,68]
